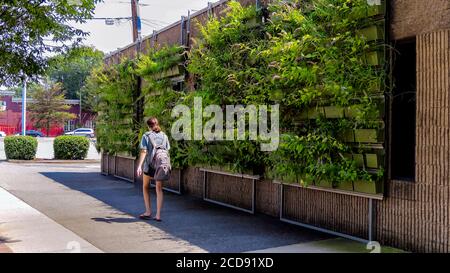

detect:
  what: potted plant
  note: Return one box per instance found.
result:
[357,25,385,42]
[353,180,379,194]
[354,129,379,143]
[364,51,385,66]
[324,105,344,118]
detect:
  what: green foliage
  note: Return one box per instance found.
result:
[187,0,386,184]
[91,58,138,156]
[4,136,38,160]
[267,133,375,185]
[0,0,99,86]
[136,45,187,168]
[47,46,104,106]
[28,82,77,136]
[136,46,185,77]
[92,0,387,188]
[54,135,89,160]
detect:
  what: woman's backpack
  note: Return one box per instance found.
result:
[147,132,171,180]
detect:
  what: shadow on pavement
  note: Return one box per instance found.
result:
[40,171,331,252]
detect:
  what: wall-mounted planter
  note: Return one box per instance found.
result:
[245,15,262,28]
[357,25,385,42]
[300,107,325,119]
[335,180,354,191]
[315,180,333,189]
[324,106,344,118]
[353,0,385,19]
[344,105,361,119]
[353,180,380,194]
[339,129,355,143]
[152,64,185,80]
[354,129,380,143]
[353,153,365,167]
[367,0,386,17]
[200,163,256,176]
[364,51,385,66]
[365,153,379,169]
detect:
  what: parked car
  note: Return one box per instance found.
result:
[65,128,95,138]
[15,130,45,137]
[0,131,6,137]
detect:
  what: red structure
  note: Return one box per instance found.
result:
[0,90,95,136]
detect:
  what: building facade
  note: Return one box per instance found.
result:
[0,90,95,136]
[102,0,450,252]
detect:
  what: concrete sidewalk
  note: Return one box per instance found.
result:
[0,161,331,253]
[0,161,405,253]
[0,187,102,253]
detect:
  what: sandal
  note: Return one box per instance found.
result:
[139,214,152,220]
[153,217,162,222]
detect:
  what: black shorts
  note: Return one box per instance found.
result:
[144,166,155,177]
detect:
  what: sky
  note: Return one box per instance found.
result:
[75,0,213,54]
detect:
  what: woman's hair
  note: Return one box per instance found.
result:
[147,117,161,132]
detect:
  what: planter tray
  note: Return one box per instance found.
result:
[357,25,385,42]
[115,155,136,160]
[199,168,260,180]
[273,180,384,200]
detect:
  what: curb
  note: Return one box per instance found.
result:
[5,159,100,164]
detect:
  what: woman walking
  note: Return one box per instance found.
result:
[136,117,171,222]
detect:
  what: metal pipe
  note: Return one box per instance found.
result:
[279,183,372,244]
[281,218,370,244]
[201,169,256,214]
[368,199,373,241]
[21,76,27,136]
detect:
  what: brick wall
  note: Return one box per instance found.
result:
[374,30,450,252]
[391,0,450,40]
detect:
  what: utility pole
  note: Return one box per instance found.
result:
[131,0,143,159]
[131,0,142,43]
[21,76,27,136]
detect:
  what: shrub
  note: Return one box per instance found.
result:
[54,135,90,160]
[4,136,38,160]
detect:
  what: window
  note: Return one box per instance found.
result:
[64,120,75,132]
[84,119,94,129]
[390,39,416,181]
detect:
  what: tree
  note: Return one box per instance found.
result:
[13,82,41,97]
[28,82,76,136]
[47,46,104,101]
[0,0,99,86]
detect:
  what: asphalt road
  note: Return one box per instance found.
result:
[0,162,330,253]
[0,137,100,160]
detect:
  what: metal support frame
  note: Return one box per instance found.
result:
[279,183,377,244]
[200,168,258,214]
[151,30,157,48]
[207,2,213,18]
[101,153,109,175]
[113,155,135,183]
[150,168,182,195]
[186,10,191,48]
[255,0,261,10]
[180,15,186,45]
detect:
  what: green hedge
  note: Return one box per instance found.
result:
[54,136,90,160]
[4,136,38,160]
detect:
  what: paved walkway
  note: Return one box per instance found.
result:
[0,187,101,253]
[0,161,403,253]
